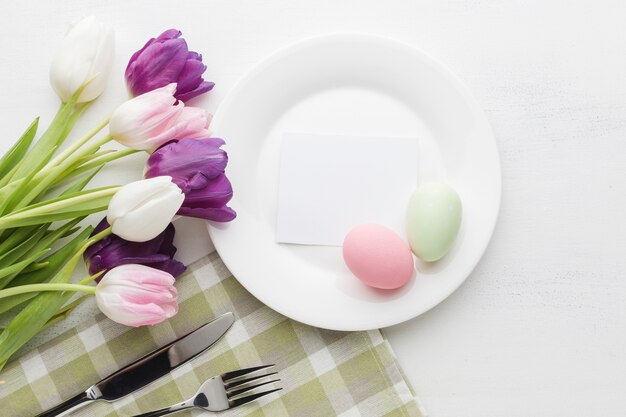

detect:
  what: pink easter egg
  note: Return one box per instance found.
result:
[342,224,414,289]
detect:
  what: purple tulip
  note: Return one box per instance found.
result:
[125,29,214,102]
[84,218,186,280]
[145,138,236,222]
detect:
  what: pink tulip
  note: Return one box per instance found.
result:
[95,264,178,327]
[109,83,211,151]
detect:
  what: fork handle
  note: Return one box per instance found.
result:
[132,401,191,417]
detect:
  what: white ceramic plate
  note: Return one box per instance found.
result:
[208,34,500,331]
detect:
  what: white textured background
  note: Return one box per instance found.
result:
[2,1,626,416]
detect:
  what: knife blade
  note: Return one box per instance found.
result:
[36,312,235,417]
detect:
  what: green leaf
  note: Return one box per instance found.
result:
[0,118,39,181]
[36,294,90,332]
[0,119,108,214]
[0,164,19,191]
[6,145,104,212]
[0,217,84,282]
[0,177,23,203]
[0,249,49,280]
[0,157,51,216]
[0,219,83,280]
[58,294,90,315]
[20,262,49,273]
[60,227,81,238]
[15,227,92,288]
[0,177,25,216]
[0,226,47,265]
[0,227,92,314]
[31,217,84,254]
[0,219,82,289]
[0,226,39,256]
[0,218,81,264]
[44,149,108,200]
[11,111,69,180]
[0,281,75,368]
[36,145,105,195]
[11,98,78,181]
[0,234,87,369]
[9,163,67,212]
[0,293,35,317]
[60,166,102,196]
[62,102,91,138]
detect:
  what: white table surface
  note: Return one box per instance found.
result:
[2,1,626,416]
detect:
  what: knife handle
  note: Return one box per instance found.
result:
[35,390,93,417]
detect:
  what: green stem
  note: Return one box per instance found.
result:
[61,149,139,181]
[0,283,96,300]
[83,226,113,251]
[79,271,104,285]
[71,134,113,163]
[45,115,110,169]
[0,186,119,221]
[31,135,113,188]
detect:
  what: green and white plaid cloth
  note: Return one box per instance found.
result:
[0,252,425,417]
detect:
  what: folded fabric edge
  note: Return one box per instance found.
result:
[380,329,429,417]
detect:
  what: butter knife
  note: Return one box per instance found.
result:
[36,312,235,417]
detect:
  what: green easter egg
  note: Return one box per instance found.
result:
[406,182,462,262]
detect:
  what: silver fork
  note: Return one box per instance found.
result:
[131,365,281,416]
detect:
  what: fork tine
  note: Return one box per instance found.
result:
[224,372,278,389]
[227,379,281,398]
[228,388,282,408]
[221,364,275,381]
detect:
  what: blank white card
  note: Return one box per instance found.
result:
[276,133,418,246]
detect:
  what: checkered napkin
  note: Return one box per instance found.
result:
[0,252,425,417]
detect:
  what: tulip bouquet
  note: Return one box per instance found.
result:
[0,17,235,371]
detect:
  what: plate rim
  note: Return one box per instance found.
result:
[208,32,502,330]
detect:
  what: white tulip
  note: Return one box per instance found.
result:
[50,16,115,103]
[107,176,184,242]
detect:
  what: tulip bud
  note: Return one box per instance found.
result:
[50,16,115,103]
[145,138,236,222]
[84,218,186,279]
[126,29,214,102]
[107,176,184,242]
[109,83,212,151]
[95,264,178,327]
